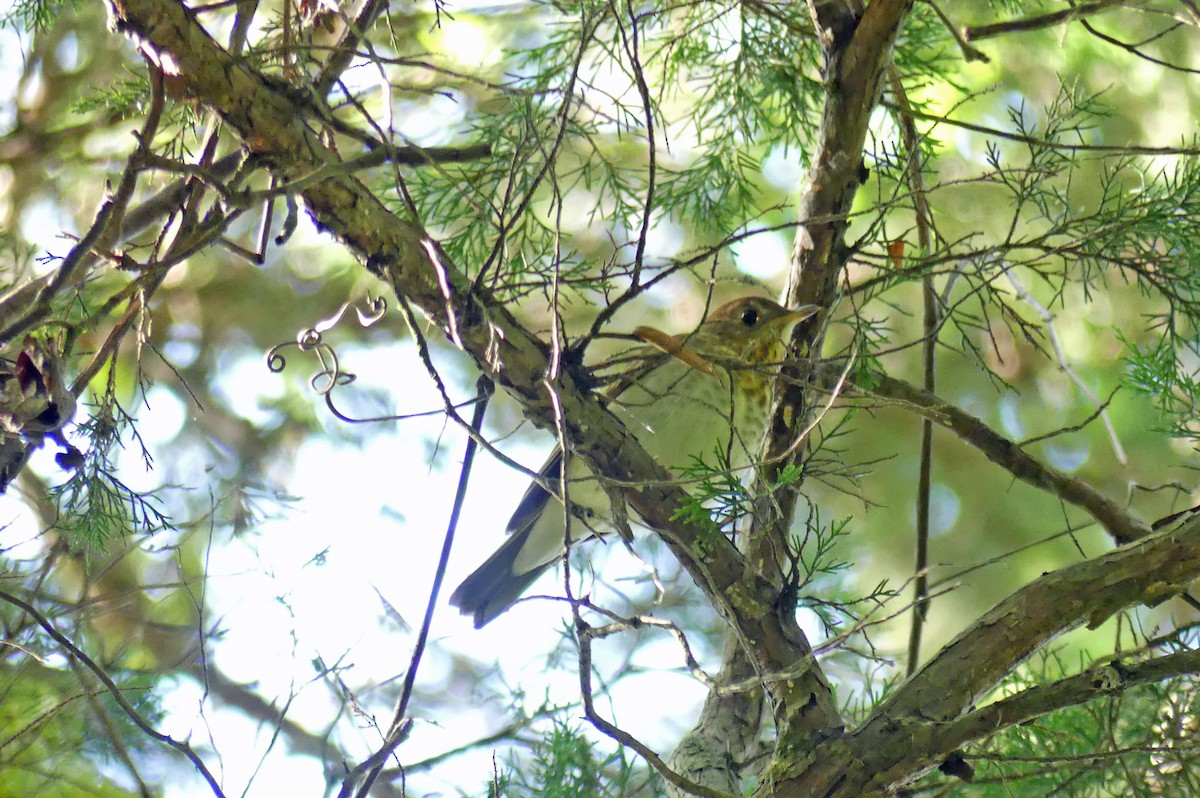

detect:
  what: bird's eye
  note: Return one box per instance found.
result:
[741,306,759,326]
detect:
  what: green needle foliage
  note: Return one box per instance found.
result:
[498,719,661,798]
[7,1,1200,796]
[51,403,172,551]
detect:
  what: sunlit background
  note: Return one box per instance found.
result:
[4,0,1200,795]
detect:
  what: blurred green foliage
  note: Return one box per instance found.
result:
[3,0,1200,795]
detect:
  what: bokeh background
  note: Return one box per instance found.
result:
[3,1,1200,795]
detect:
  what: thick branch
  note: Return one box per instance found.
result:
[878,512,1200,724]
[668,635,764,796]
[928,648,1200,763]
[772,511,1200,796]
[756,0,914,755]
[786,0,917,310]
[102,0,840,736]
[668,4,926,775]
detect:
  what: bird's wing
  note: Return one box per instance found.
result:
[504,448,563,539]
[503,340,682,537]
[450,337,703,628]
[631,325,714,375]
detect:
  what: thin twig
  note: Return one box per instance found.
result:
[1003,265,1128,467]
[842,368,1150,544]
[887,64,939,677]
[343,374,494,798]
[0,57,164,349]
[578,621,735,798]
[0,589,226,797]
[613,0,657,287]
[1079,17,1200,75]
[878,99,1200,157]
[923,0,989,62]
[472,6,602,290]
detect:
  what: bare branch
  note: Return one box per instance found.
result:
[844,369,1150,545]
[930,649,1200,762]
[963,1,1122,42]
[0,588,226,797]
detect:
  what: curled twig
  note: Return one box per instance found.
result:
[264,295,388,394]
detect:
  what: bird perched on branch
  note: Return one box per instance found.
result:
[450,296,820,627]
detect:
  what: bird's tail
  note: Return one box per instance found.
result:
[449,528,553,628]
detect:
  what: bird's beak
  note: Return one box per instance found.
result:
[773,304,821,331]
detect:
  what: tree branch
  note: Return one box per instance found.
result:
[847,370,1150,545]
[756,0,915,756]
[928,648,1200,766]
[103,0,841,743]
[667,635,765,796]
[963,1,1122,42]
[773,511,1200,795]
[0,588,225,797]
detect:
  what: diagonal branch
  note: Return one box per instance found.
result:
[315,0,390,96]
[846,369,1150,545]
[0,588,226,797]
[927,648,1200,765]
[102,0,840,739]
[774,511,1200,795]
[876,512,1200,725]
[963,0,1122,42]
